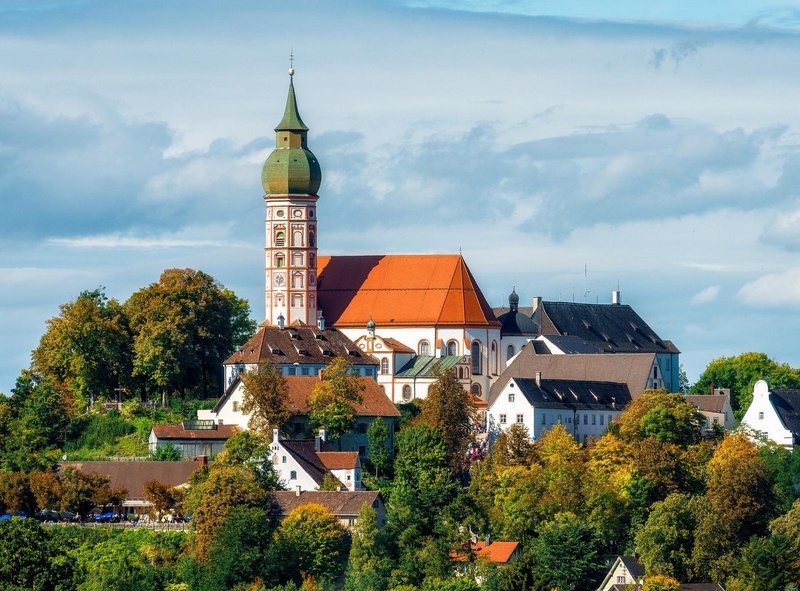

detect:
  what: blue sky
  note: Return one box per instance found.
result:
[3,0,800,393]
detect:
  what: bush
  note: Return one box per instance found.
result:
[151,444,182,461]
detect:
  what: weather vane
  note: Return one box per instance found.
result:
[289,49,295,76]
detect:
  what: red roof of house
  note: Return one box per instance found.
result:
[284,376,400,417]
[316,451,359,470]
[451,540,520,564]
[317,255,500,328]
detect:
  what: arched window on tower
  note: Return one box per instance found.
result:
[380,358,389,375]
[275,254,285,268]
[402,385,412,401]
[292,230,303,247]
[491,341,497,375]
[275,231,285,247]
[309,231,316,248]
[507,344,515,361]
[471,383,481,398]
[418,340,430,356]
[471,341,482,375]
[446,340,458,356]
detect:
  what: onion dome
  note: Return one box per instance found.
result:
[366,319,376,330]
[262,71,322,196]
[508,286,520,312]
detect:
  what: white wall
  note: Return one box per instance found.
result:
[270,438,320,491]
[741,380,794,448]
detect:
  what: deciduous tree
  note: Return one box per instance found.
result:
[240,362,291,437]
[308,358,364,442]
[419,368,475,472]
[491,424,535,468]
[635,493,700,581]
[367,416,392,476]
[529,512,603,591]
[344,504,391,591]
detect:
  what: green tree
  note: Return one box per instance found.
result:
[186,463,273,562]
[31,288,131,411]
[728,535,800,591]
[529,512,603,591]
[125,268,256,401]
[641,575,681,591]
[615,390,704,446]
[692,352,800,417]
[308,358,364,443]
[367,417,391,476]
[0,518,68,591]
[635,493,699,581]
[344,504,391,591]
[678,365,690,393]
[418,368,475,472]
[151,443,182,461]
[492,424,535,468]
[536,424,585,518]
[275,503,350,585]
[218,431,281,489]
[240,362,291,437]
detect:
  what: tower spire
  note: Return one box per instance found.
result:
[275,65,308,132]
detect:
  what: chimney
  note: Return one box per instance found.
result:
[315,434,321,452]
[317,312,325,331]
[484,534,491,547]
[532,296,542,313]
[319,426,327,442]
[612,289,621,305]
[535,371,542,386]
[277,313,285,330]
[295,485,301,497]
[272,427,280,444]
[198,455,208,466]
[709,382,715,396]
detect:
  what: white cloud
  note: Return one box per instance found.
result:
[690,285,720,304]
[738,267,800,307]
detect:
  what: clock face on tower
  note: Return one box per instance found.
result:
[274,273,286,287]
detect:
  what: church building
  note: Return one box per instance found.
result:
[261,69,501,401]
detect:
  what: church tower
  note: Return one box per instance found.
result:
[262,68,322,326]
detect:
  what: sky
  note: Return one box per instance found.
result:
[3,0,800,394]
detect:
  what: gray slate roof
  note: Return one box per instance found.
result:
[540,335,602,354]
[539,301,679,354]
[513,378,631,411]
[496,310,538,336]
[619,555,645,579]
[771,389,800,438]
[281,439,334,486]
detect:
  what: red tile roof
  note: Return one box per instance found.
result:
[151,424,241,440]
[451,541,520,564]
[317,255,500,328]
[284,376,400,417]
[316,451,359,470]
[684,394,728,413]
[60,461,205,499]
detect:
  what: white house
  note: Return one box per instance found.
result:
[487,375,631,445]
[741,380,800,449]
[596,555,645,591]
[269,428,364,492]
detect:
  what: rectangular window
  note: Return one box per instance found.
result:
[608,415,612,424]
[287,367,296,375]
[358,423,368,434]
[600,415,604,426]
[347,474,351,481]
[557,414,562,423]
[290,470,296,480]
[232,401,239,412]
[499,414,506,424]
[592,415,596,425]
[508,392,515,402]
[584,415,588,425]
[759,412,764,420]
[516,414,524,424]
[282,456,286,463]
[617,577,626,584]
[301,367,310,376]
[541,413,546,425]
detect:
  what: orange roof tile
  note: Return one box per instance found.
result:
[450,541,520,564]
[317,255,500,328]
[316,451,359,470]
[284,376,400,417]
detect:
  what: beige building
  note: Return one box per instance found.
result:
[684,389,735,431]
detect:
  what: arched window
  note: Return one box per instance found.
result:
[380,358,389,375]
[309,253,316,268]
[402,385,412,401]
[471,341,481,374]
[292,230,303,246]
[275,231,285,247]
[309,231,316,248]
[292,252,303,266]
[447,340,457,356]
[275,294,284,306]
[418,340,430,356]
[292,294,303,307]
[507,344,515,360]
[491,341,497,375]
[275,254,285,268]
[471,383,481,397]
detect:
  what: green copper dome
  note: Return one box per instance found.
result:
[262,76,322,196]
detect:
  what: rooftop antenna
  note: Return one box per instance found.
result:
[583,263,591,303]
[289,49,295,76]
